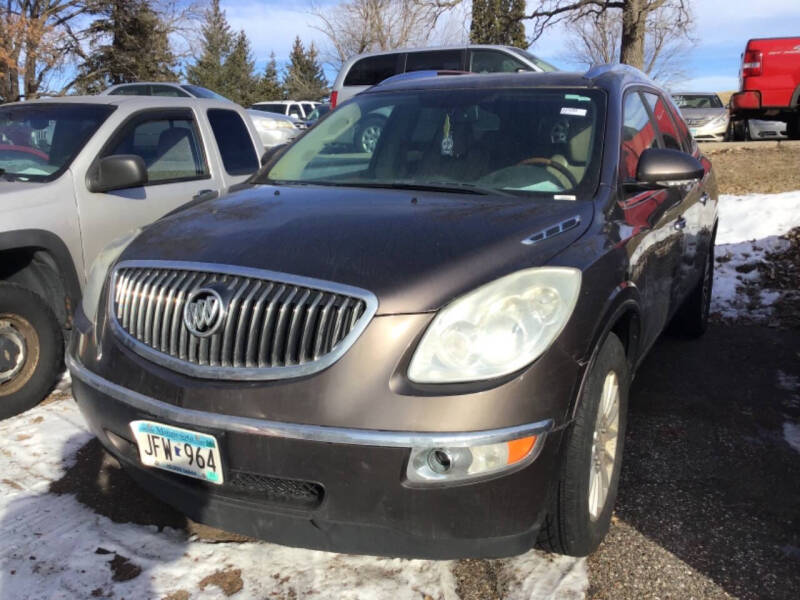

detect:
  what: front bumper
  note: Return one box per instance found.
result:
[68,352,563,558]
[690,121,728,142]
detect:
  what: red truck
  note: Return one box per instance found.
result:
[730,37,800,140]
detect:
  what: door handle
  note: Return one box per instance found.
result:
[700,193,710,206]
[674,217,687,230]
[192,189,218,202]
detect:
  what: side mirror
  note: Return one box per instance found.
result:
[261,144,287,166]
[636,148,704,185]
[87,155,148,193]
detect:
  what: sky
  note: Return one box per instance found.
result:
[220,0,800,92]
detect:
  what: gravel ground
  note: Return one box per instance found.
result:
[701,142,800,195]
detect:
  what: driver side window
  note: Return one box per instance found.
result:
[105,112,208,185]
[620,92,658,181]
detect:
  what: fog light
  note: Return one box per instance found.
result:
[407,435,539,485]
[427,448,454,473]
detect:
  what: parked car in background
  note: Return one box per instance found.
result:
[0,95,263,418]
[330,44,558,107]
[729,37,800,140]
[100,82,297,148]
[69,66,717,560]
[102,82,230,100]
[671,92,729,141]
[747,118,788,139]
[250,100,320,123]
[303,103,331,128]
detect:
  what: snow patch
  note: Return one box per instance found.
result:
[711,190,800,320]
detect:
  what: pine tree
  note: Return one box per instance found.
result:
[75,0,177,94]
[257,52,284,101]
[221,30,258,105]
[470,0,528,49]
[186,0,234,95]
[283,37,328,101]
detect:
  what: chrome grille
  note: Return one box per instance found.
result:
[109,261,377,380]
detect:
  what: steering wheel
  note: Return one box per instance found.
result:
[515,157,578,189]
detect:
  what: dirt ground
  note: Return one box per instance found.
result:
[701,142,800,195]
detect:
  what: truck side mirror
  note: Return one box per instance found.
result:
[87,155,148,193]
[636,148,704,185]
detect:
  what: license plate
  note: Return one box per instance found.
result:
[130,420,224,485]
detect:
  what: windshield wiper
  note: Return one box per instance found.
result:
[284,179,516,197]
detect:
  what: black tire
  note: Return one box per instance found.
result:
[671,237,715,338]
[788,115,800,141]
[0,282,64,419]
[537,332,629,556]
[353,115,386,153]
[731,120,746,141]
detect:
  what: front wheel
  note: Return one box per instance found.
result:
[537,332,629,556]
[0,283,64,419]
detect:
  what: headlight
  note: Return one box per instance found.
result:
[708,113,728,127]
[408,268,581,383]
[81,229,140,324]
[254,117,295,131]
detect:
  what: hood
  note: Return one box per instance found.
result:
[679,107,727,122]
[0,179,57,208]
[121,184,593,314]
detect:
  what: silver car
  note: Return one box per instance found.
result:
[0,95,263,418]
[671,92,729,142]
[747,119,787,140]
[102,82,299,148]
[330,45,558,108]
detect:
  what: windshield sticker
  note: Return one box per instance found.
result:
[565,94,591,102]
[441,114,454,156]
[560,107,587,117]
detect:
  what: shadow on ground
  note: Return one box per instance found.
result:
[590,324,800,600]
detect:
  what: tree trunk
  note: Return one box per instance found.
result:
[619,0,646,70]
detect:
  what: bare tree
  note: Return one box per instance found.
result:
[424,0,694,72]
[1,0,85,101]
[563,0,694,83]
[310,0,461,69]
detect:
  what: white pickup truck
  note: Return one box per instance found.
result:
[0,95,267,418]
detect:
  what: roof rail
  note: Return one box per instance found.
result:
[584,63,650,81]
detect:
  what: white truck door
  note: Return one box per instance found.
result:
[73,107,224,273]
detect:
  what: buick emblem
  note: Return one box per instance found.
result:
[183,288,226,337]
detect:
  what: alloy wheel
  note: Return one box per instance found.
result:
[588,370,620,521]
[360,125,382,153]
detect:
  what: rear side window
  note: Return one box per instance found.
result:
[406,50,463,72]
[108,85,149,96]
[252,103,286,115]
[207,109,259,175]
[643,93,682,151]
[106,113,208,184]
[150,85,189,97]
[469,49,529,73]
[344,55,401,86]
[620,92,658,180]
[664,99,694,153]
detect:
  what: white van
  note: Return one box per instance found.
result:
[330,45,558,108]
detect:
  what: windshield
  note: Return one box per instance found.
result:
[258,88,605,199]
[0,103,114,182]
[180,85,230,101]
[671,94,723,109]
[507,48,559,72]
